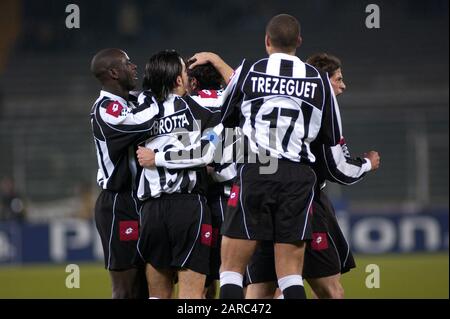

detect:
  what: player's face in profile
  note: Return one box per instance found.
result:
[117,51,138,91]
[330,68,346,96]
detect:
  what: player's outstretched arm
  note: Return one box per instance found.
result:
[136,124,224,169]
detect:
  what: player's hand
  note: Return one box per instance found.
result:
[137,146,156,168]
[188,52,219,69]
[206,165,215,175]
[364,151,380,170]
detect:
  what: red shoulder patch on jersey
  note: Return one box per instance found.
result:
[106,101,124,118]
[198,90,218,99]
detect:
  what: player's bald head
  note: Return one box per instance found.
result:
[90,48,126,82]
[266,14,301,52]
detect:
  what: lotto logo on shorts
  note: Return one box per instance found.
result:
[119,221,139,241]
[201,224,213,246]
[106,101,124,118]
[227,185,240,207]
[311,232,328,250]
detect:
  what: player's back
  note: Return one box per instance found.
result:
[223,53,331,164]
[138,92,222,199]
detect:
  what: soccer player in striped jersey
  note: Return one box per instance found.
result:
[244,53,380,299]
[135,59,236,298]
[305,53,380,298]
[90,48,159,298]
[190,14,345,299]
[186,60,238,298]
[135,50,233,298]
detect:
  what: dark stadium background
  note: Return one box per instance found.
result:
[0,0,448,298]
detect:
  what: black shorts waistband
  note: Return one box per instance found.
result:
[150,192,206,201]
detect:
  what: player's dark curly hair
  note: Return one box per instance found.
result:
[186,60,224,92]
[142,50,184,102]
[306,53,342,77]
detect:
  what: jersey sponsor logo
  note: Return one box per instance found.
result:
[198,90,218,99]
[105,101,124,118]
[227,185,240,207]
[311,232,329,250]
[119,221,139,241]
[200,224,213,246]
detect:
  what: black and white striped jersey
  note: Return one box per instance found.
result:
[312,135,372,186]
[90,90,159,192]
[221,53,342,164]
[209,127,240,184]
[137,90,226,200]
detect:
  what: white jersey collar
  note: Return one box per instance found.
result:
[269,52,302,63]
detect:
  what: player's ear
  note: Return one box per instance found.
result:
[109,67,119,80]
[265,34,271,54]
[176,75,183,88]
[297,36,302,48]
[190,78,198,91]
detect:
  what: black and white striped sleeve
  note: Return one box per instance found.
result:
[321,138,372,185]
[220,61,247,128]
[97,93,159,142]
[153,123,224,169]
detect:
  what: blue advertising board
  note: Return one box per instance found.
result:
[0,210,448,264]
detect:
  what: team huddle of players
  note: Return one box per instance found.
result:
[90,14,380,299]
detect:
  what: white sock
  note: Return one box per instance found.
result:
[149,297,160,299]
[220,271,243,288]
[278,275,303,291]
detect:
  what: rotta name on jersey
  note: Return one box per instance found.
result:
[151,109,194,135]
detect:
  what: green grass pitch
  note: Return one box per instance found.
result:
[0,253,447,299]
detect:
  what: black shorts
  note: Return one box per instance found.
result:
[303,190,356,278]
[205,187,229,284]
[138,193,212,275]
[244,189,356,284]
[222,161,316,243]
[95,189,141,271]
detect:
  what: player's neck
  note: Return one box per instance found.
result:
[172,86,185,97]
[268,48,296,56]
[102,84,129,101]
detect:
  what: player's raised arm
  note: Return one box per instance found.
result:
[188,52,234,84]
